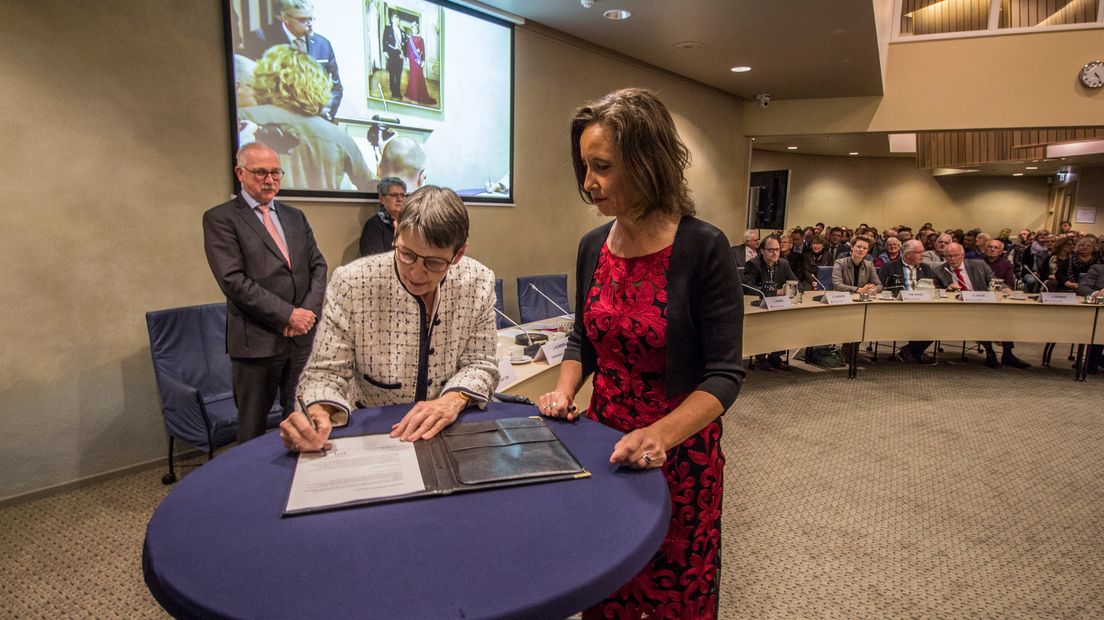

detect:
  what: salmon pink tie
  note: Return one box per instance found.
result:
[259,204,291,266]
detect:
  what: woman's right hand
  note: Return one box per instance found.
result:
[537,390,579,421]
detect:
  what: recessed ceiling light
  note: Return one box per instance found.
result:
[1012,172,1024,176]
[1026,166,1038,170]
[787,146,798,150]
[603,9,631,19]
[849,152,859,156]
[674,41,704,50]
[730,66,752,73]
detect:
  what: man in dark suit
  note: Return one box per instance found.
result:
[1077,263,1104,373]
[203,142,328,443]
[382,12,406,99]
[879,239,939,362]
[936,242,1030,369]
[731,229,759,270]
[743,235,797,370]
[243,0,343,122]
[359,176,406,256]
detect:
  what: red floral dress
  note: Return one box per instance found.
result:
[582,244,724,620]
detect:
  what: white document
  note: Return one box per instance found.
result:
[534,337,568,364]
[961,291,998,303]
[823,291,852,305]
[763,296,792,310]
[1040,292,1078,305]
[900,290,933,302]
[285,434,425,513]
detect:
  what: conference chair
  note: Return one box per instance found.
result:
[146,303,281,484]
[494,278,509,328]
[1042,273,1092,366]
[815,266,833,292]
[518,274,571,324]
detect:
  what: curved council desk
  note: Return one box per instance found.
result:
[744,291,1102,380]
[143,403,670,620]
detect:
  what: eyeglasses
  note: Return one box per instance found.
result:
[286,14,314,23]
[241,167,285,180]
[382,192,407,199]
[761,247,780,253]
[394,244,457,273]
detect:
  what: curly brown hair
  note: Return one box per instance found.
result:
[252,44,332,116]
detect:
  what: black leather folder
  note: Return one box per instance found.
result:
[284,417,589,515]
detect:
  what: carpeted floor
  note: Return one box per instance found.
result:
[2,343,1101,618]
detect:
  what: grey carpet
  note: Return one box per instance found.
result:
[1,343,1100,618]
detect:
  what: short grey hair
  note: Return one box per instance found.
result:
[236,142,275,166]
[377,176,406,196]
[396,186,469,252]
[743,229,759,242]
[279,0,314,16]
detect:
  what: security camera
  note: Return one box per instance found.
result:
[754,94,771,108]
[581,0,595,7]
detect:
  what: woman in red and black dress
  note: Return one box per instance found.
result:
[538,88,745,620]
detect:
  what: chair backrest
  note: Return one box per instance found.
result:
[517,274,571,324]
[493,278,508,328]
[146,303,232,403]
[815,265,833,292]
[1078,272,1090,286]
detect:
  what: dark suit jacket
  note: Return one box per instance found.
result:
[1077,263,1104,296]
[203,195,328,358]
[567,217,745,409]
[243,22,343,120]
[730,244,754,269]
[878,259,937,291]
[743,256,797,296]
[359,210,394,257]
[382,24,405,62]
[933,259,993,290]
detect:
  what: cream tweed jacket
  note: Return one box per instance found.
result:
[297,253,499,426]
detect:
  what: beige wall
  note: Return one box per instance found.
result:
[1073,167,1104,235]
[743,29,1104,135]
[0,3,747,500]
[752,151,1051,232]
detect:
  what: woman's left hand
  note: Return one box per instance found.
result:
[610,427,667,469]
[391,395,464,441]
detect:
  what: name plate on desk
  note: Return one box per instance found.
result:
[534,337,568,364]
[822,291,853,305]
[900,290,933,302]
[763,296,793,310]
[495,358,518,390]
[961,291,998,303]
[1040,292,1078,305]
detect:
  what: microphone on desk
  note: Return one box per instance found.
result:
[494,307,533,345]
[742,283,767,306]
[1021,264,1048,297]
[527,283,572,317]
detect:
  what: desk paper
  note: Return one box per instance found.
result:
[1040,292,1078,305]
[285,435,425,513]
[900,290,933,302]
[961,291,998,303]
[535,337,568,364]
[496,357,518,390]
[823,291,852,305]
[763,296,793,310]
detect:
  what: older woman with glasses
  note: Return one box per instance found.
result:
[280,186,499,452]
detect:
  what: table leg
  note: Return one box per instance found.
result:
[848,343,859,379]
[1075,344,1086,382]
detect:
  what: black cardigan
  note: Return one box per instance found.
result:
[564,216,745,410]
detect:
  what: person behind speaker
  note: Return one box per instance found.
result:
[745,235,797,371]
[879,240,938,363]
[202,142,328,444]
[358,177,406,256]
[377,136,427,191]
[731,228,759,269]
[280,186,499,452]
[831,235,881,294]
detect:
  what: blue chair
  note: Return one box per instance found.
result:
[146,303,281,484]
[518,274,571,323]
[493,278,509,328]
[815,265,834,291]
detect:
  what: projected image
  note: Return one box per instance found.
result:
[226,0,513,201]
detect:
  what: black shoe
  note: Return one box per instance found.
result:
[915,354,937,366]
[1002,354,1031,369]
[770,358,792,371]
[985,354,1000,368]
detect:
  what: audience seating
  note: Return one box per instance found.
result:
[815,266,833,291]
[494,278,508,328]
[145,303,280,484]
[518,274,571,323]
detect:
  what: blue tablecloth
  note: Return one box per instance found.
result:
[143,402,670,619]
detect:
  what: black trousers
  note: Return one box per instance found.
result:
[231,340,312,444]
[386,54,404,97]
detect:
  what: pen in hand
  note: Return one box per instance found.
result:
[296,395,327,455]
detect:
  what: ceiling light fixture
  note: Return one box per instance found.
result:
[603,9,631,19]
[674,41,704,50]
[730,66,752,73]
[1026,166,1038,170]
[849,152,859,156]
[1012,173,1024,176]
[787,146,798,150]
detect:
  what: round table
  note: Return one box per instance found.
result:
[143,402,670,619]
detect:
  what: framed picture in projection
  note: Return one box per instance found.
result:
[369,1,444,111]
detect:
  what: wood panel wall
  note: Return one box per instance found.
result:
[901,0,991,35]
[916,127,1104,168]
[1000,0,1098,27]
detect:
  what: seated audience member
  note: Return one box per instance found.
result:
[1059,220,1073,234]
[779,233,806,285]
[1017,228,1031,245]
[896,226,913,243]
[827,227,851,258]
[1078,263,1104,374]
[1045,237,1075,291]
[242,45,374,191]
[1022,229,1050,291]
[732,229,760,269]
[936,243,1030,369]
[280,186,500,452]
[358,177,406,256]
[377,136,427,191]
[982,238,1015,285]
[879,240,938,363]
[790,228,807,255]
[963,229,979,254]
[744,235,797,370]
[803,233,835,289]
[967,232,990,259]
[831,235,882,294]
[1056,237,1102,292]
[997,228,1013,245]
[875,237,902,269]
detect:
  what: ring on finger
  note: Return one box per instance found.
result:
[640,453,653,466]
